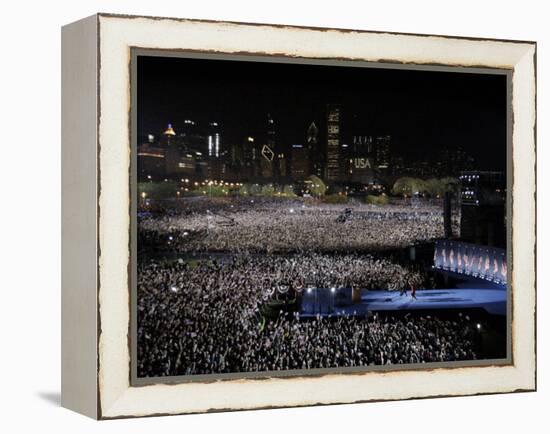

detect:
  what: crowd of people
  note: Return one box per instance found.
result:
[137,258,478,376]
[137,196,476,377]
[138,199,458,254]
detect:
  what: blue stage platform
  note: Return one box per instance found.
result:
[300,275,507,318]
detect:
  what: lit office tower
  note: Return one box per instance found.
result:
[267,113,276,147]
[291,144,309,181]
[260,114,276,179]
[375,135,391,170]
[349,135,375,184]
[306,121,323,178]
[326,104,341,182]
[242,136,260,179]
[161,123,176,145]
[207,121,224,180]
[268,114,282,181]
[162,123,180,176]
[207,122,221,158]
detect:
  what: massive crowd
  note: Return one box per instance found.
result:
[138,199,458,254]
[137,197,477,377]
[137,259,478,377]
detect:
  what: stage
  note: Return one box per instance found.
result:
[300,275,506,318]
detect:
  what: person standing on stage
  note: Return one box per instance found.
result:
[410,281,417,300]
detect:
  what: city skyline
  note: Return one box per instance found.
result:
[138,55,507,173]
[135,54,510,382]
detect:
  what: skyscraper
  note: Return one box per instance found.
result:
[260,114,276,179]
[291,144,309,181]
[375,135,391,170]
[160,123,176,146]
[137,138,165,180]
[162,123,182,176]
[207,122,221,158]
[307,121,322,178]
[326,104,341,182]
[242,135,261,180]
[206,121,223,179]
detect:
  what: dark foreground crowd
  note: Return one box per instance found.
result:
[137,258,477,377]
[136,197,478,377]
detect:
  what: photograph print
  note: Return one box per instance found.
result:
[134,53,509,380]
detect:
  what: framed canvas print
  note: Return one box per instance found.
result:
[61,13,536,419]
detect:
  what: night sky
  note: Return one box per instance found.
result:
[137,55,508,172]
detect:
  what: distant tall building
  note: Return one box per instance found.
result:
[375,135,391,169]
[137,139,165,180]
[179,119,206,156]
[260,114,276,179]
[352,135,374,153]
[159,123,176,146]
[390,155,405,176]
[266,113,288,182]
[291,144,309,181]
[242,136,260,180]
[229,140,244,167]
[437,145,475,176]
[460,171,506,247]
[205,122,224,180]
[207,122,221,158]
[307,121,322,178]
[349,135,376,184]
[162,123,185,176]
[326,104,341,182]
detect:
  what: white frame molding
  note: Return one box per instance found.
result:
[61,13,536,419]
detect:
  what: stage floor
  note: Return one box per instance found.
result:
[300,285,507,318]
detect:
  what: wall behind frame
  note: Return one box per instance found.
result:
[61,14,99,419]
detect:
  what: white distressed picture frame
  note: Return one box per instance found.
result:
[61,13,536,419]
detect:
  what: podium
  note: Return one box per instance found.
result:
[352,287,362,304]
